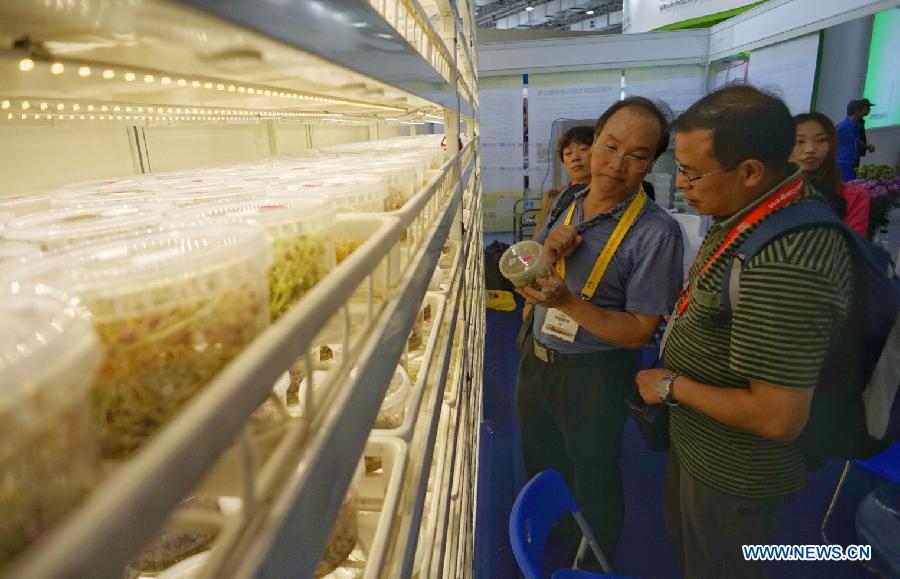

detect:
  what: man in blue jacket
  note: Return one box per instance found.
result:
[836,98,876,180]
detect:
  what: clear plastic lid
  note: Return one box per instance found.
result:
[270,176,389,214]
[176,197,333,240]
[164,185,265,208]
[4,226,272,310]
[380,366,410,415]
[0,192,53,217]
[65,176,158,193]
[51,187,167,208]
[0,285,102,413]
[2,203,173,251]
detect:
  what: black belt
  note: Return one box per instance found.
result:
[531,337,629,365]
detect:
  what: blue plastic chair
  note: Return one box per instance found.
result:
[509,469,628,579]
[822,442,900,543]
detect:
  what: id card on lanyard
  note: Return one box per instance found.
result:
[659,176,805,354]
[541,188,647,342]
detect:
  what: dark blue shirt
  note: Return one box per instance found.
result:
[533,188,684,353]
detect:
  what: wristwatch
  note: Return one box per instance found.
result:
[656,372,681,407]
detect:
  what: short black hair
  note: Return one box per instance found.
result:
[557,126,595,162]
[594,97,671,160]
[672,84,794,171]
[846,99,867,116]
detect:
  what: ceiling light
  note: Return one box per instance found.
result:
[525,6,534,11]
[103,69,115,79]
[50,62,65,75]
[586,9,594,15]
[19,58,35,72]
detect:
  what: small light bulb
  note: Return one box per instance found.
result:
[191,80,201,88]
[89,115,95,120]
[78,66,91,77]
[7,113,12,120]
[39,102,48,111]
[216,83,224,91]
[80,115,85,120]
[126,106,132,112]
[248,88,255,95]
[228,85,235,92]
[161,76,171,85]
[264,90,272,96]
[177,79,186,87]
[113,106,120,112]
[102,69,115,79]
[204,82,213,89]
[21,101,30,110]
[101,105,108,112]
[50,62,65,75]
[57,103,65,111]
[124,72,136,81]
[34,113,41,120]
[19,58,35,72]
[144,74,155,83]
[1,100,9,109]
[237,86,246,93]
[147,107,154,113]
[87,104,95,111]
[72,104,80,111]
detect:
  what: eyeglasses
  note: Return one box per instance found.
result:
[674,160,737,184]
[593,141,650,173]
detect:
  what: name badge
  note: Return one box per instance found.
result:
[541,308,579,343]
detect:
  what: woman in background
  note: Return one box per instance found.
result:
[532,126,594,236]
[791,112,870,236]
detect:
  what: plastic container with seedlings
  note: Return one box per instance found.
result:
[316,461,365,577]
[163,185,264,208]
[271,175,390,216]
[4,226,272,459]
[51,187,165,209]
[0,192,53,217]
[498,240,550,289]
[0,240,41,264]
[373,366,411,431]
[177,198,335,321]
[1,203,172,252]
[0,285,105,567]
[356,166,418,212]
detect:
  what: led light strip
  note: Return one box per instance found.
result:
[0,98,353,122]
[11,56,408,113]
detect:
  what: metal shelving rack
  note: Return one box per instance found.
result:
[1,0,482,578]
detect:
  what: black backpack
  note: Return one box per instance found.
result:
[721,202,900,467]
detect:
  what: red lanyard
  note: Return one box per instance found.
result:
[675,176,804,317]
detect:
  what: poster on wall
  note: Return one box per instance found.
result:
[527,70,620,196]
[479,75,524,233]
[746,32,820,115]
[623,0,757,34]
[624,65,706,116]
[863,8,900,128]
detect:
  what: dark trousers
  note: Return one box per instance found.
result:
[665,451,782,579]
[515,340,638,562]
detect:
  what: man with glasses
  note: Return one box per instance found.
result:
[636,85,854,578]
[515,97,684,567]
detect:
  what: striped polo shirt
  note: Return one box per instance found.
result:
[663,168,855,498]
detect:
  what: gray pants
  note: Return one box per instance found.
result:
[665,451,782,579]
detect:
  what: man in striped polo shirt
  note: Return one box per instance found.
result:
[636,85,854,578]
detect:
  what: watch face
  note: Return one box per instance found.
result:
[656,378,669,401]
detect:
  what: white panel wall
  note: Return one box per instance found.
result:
[275,124,313,156]
[746,32,820,114]
[815,15,874,121]
[309,125,370,148]
[146,124,270,172]
[478,29,709,75]
[708,0,896,60]
[0,124,136,196]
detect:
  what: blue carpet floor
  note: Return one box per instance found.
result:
[474,293,883,579]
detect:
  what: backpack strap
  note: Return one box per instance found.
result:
[547,184,585,229]
[722,202,845,314]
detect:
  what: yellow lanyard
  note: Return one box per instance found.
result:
[556,187,647,300]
